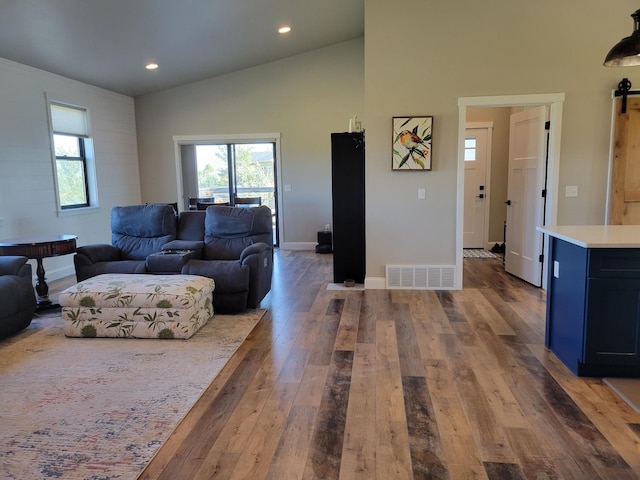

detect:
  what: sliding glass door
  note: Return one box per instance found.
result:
[195,143,275,208]
[185,141,278,245]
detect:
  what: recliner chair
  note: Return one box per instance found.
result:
[74,204,177,281]
[0,256,36,339]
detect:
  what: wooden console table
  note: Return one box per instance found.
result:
[0,234,77,308]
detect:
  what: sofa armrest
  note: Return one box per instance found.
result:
[0,256,29,276]
[162,239,204,252]
[75,244,122,263]
[239,243,273,308]
[147,249,200,273]
[239,242,272,263]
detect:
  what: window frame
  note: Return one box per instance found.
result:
[46,96,99,214]
[174,133,282,247]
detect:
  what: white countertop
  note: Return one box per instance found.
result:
[536,225,640,248]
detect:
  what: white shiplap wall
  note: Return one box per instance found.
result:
[0,57,141,281]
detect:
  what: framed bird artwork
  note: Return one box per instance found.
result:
[392,116,433,170]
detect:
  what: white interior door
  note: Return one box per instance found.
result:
[463,127,491,248]
[505,106,546,286]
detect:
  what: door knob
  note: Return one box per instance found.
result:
[505,200,512,205]
[476,194,485,199]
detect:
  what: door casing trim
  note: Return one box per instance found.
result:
[457,93,565,290]
[173,133,283,247]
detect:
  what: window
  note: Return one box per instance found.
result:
[49,102,93,210]
[464,136,477,161]
[176,133,281,247]
[194,143,275,209]
[53,134,88,208]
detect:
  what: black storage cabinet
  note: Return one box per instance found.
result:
[331,132,365,284]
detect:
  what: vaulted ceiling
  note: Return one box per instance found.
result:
[0,0,364,97]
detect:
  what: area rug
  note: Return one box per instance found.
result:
[463,248,497,259]
[0,308,265,479]
[604,378,640,414]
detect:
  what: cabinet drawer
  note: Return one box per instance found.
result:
[588,249,640,278]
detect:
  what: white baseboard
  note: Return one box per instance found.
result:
[364,276,385,290]
[280,242,316,251]
[30,264,75,283]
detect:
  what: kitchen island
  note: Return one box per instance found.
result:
[537,225,640,377]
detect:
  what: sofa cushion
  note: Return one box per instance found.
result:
[204,237,255,260]
[77,260,147,280]
[203,205,272,260]
[177,211,206,240]
[75,244,122,263]
[111,204,177,260]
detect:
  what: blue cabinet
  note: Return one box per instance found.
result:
[546,237,640,376]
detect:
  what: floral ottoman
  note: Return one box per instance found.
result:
[59,274,215,339]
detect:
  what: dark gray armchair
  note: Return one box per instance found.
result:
[181,205,273,312]
[0,256,36,339]
[74,204,177,281]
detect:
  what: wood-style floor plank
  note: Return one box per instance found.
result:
[340,343,376,480]
[43,251,640,479]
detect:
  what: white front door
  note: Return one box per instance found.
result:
[505,106,546,287]
[463,127,491,248]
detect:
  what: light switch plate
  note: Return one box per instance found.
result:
[565,185,578,197]
[418,188,426,200]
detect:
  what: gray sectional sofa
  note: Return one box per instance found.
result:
[74,203,273,313]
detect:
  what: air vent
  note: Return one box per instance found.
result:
[386,265,455,290]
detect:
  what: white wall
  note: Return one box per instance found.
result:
[364,0,639,281]
[0,58,140,280]
[135,38,365,248]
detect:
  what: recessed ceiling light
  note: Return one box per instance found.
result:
[278,26,291,34]
[145,63,159,70]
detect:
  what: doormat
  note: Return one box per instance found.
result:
[463,249,497,259]
[604,378,640,414]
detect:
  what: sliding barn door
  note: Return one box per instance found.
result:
[611,96,640,224]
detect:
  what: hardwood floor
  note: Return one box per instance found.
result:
[50,251,640,479]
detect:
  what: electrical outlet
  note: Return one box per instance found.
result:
[284,184,292,192]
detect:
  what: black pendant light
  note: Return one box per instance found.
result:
[604,9,640,66]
